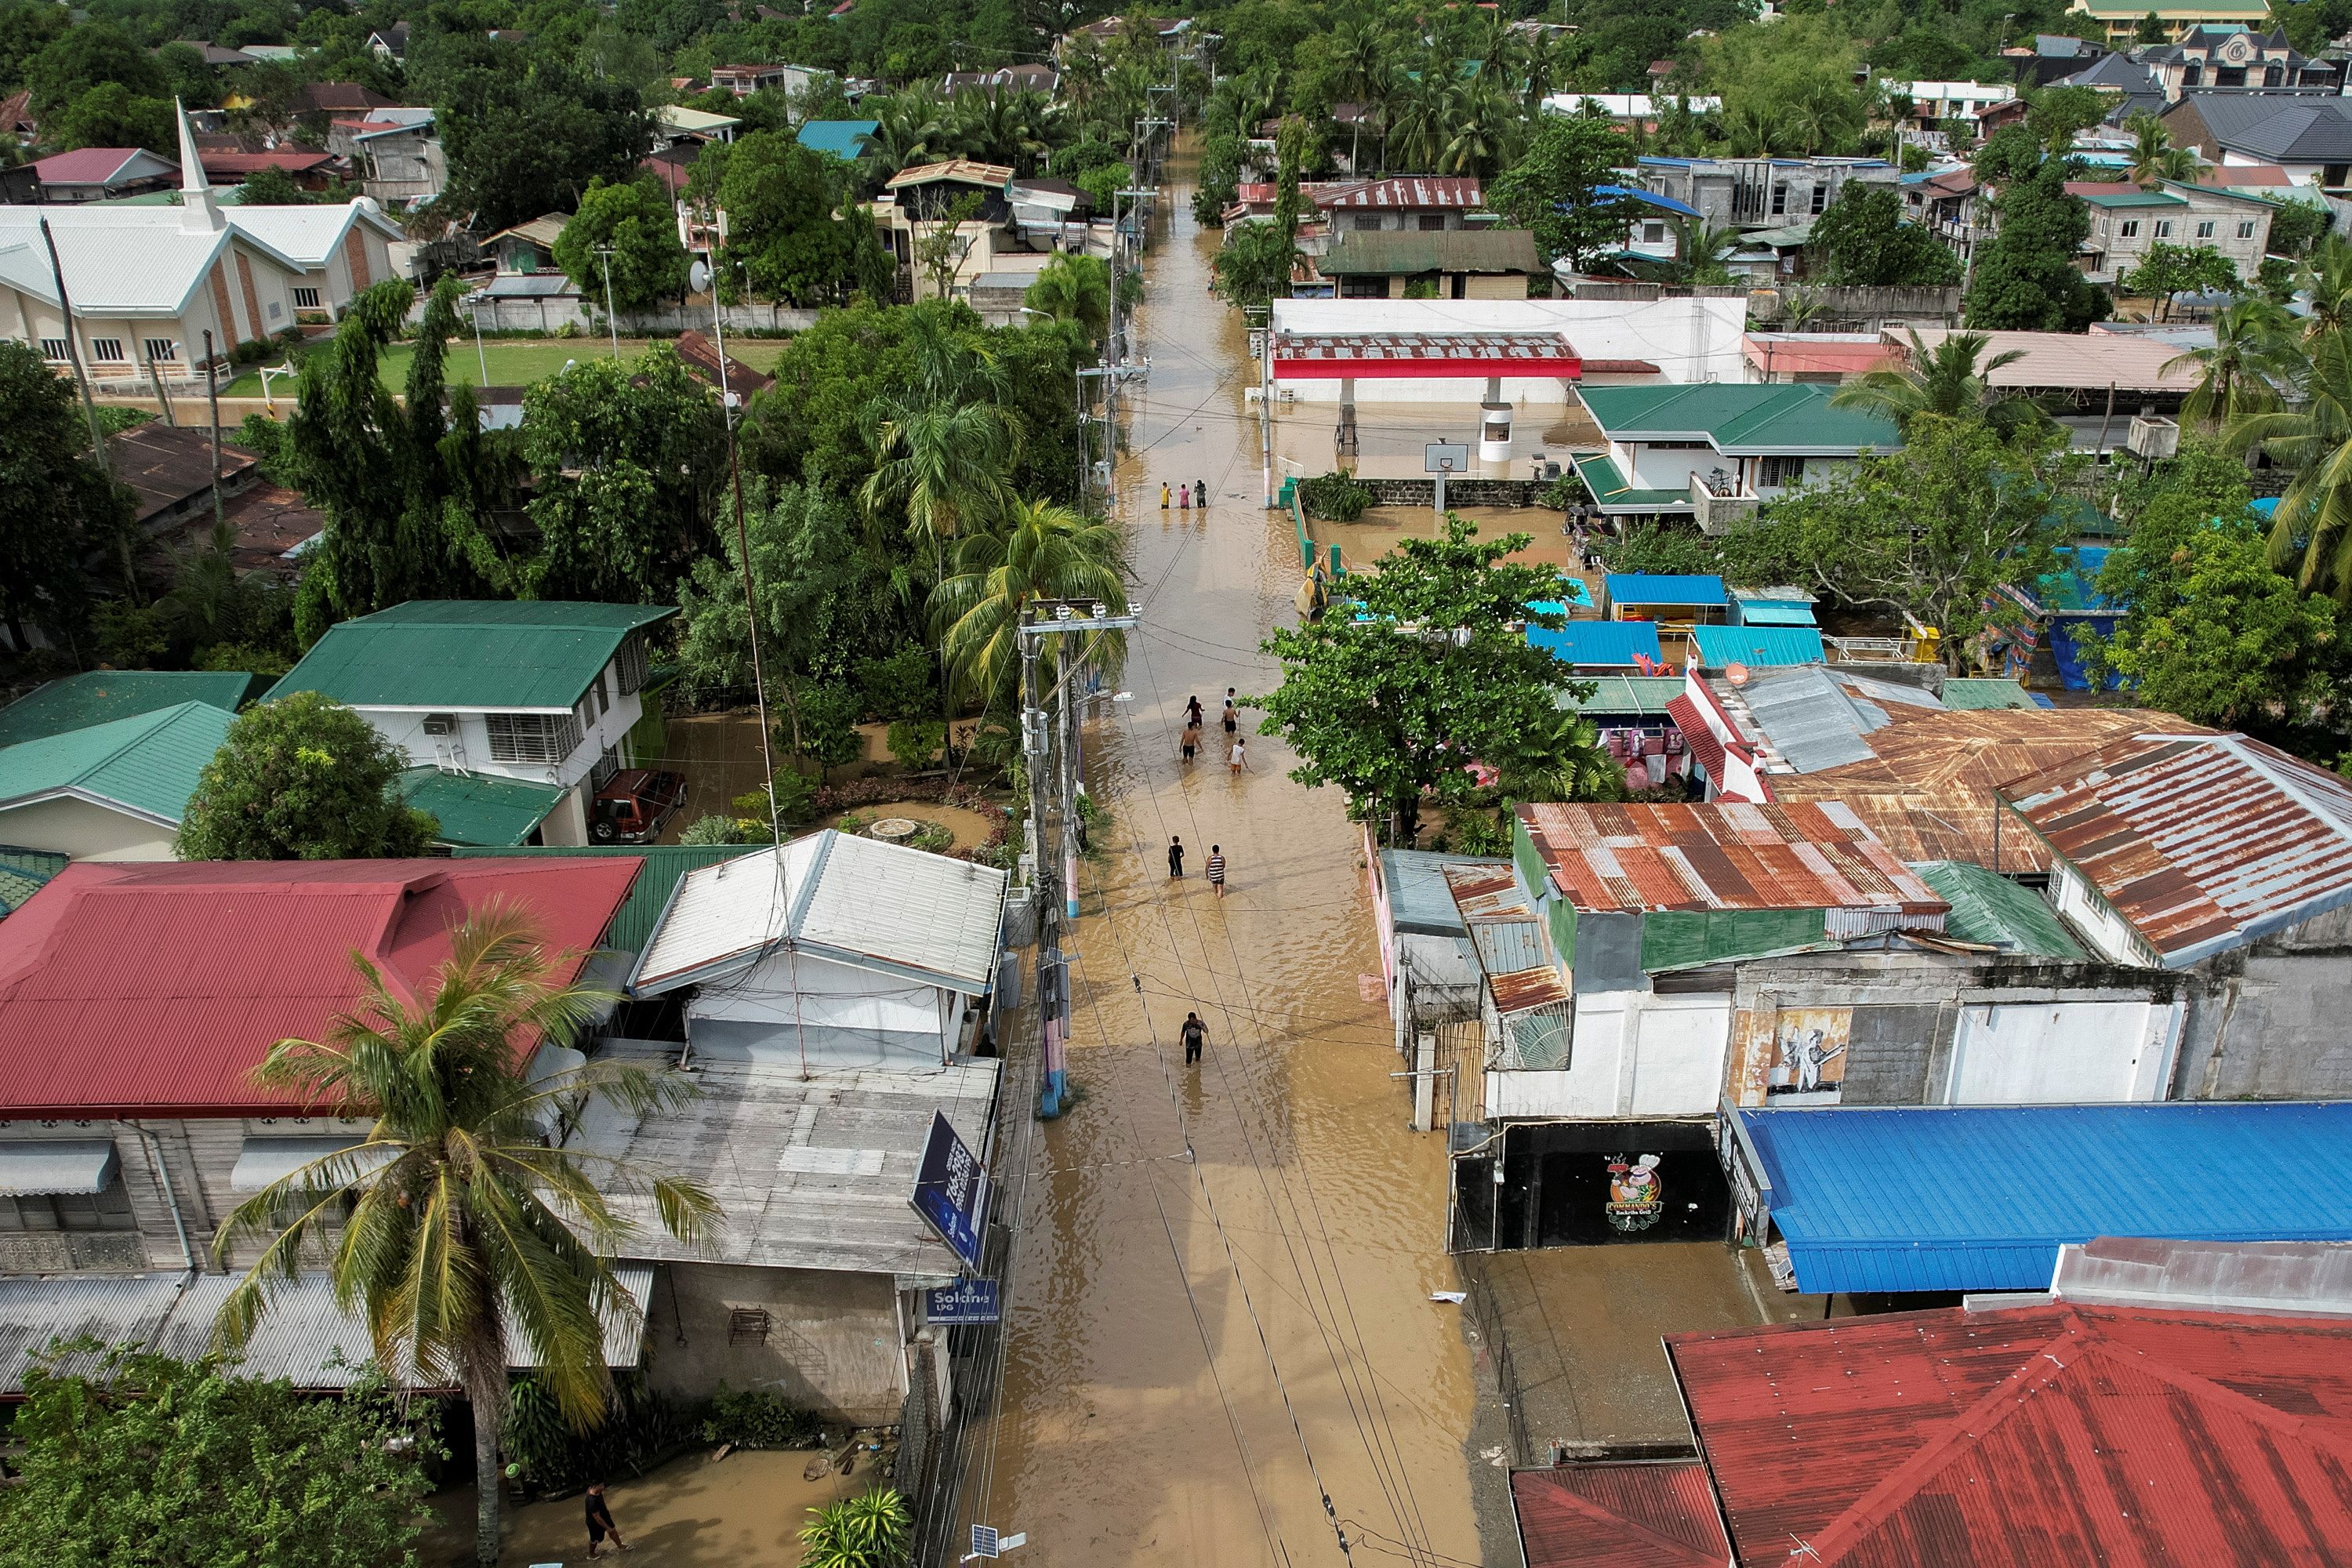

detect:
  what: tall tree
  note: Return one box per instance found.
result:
[1256,516,1596,845]
[1965,151,2109,332]
[1831,328,2033,433]
[858,317,1022,552]
[2230,325,2352,602]
[520,346,724,601]
[0,340,126,655]
[929,497,1127,702]
[2123,111,2201,187]
[215,909,719,1568]
[718,131,894,306]
[2169,298,2295,426]
[552,175,692,316]
[1486,111,1641,270]
[176,692,433,860]
[1809,182,1962,288]
[437,60,652,233]
[1023,251,1112,347]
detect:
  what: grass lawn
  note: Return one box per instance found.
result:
[219,336,793,399]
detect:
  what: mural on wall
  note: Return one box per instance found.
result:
[1731,1005,1853,1106]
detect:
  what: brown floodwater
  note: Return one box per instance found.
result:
[949,140,1483,1568]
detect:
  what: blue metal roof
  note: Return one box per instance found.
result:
[1738,1102,2352,1295]
[1605,573,1727,608]
[1380,849,1504,937]
[1729,598,1817,627]
[1527,619,1662,670]
[797,119,877,161]
[1689,625,1824,669]
[1588,184,1704,220]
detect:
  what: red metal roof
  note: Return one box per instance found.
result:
[1515,800,1947,915]
[1512,1462,1730,1568]
[1272,332,1581,380]
[1667,693,1729,786]
[1320,176,1484,209]
[0,858,641,1118]
[1998,730,2352,965]
[32,148,162,185]
[1669,1302,2352,1567]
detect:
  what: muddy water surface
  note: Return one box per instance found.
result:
[953,142,1483,1568]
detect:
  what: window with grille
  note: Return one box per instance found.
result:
[89,338,124,361]
[590,746,620,789]
[292,286,321,309]
[1809,184,1828,215]
[143,338,178,363]
[1417,213,1446,230]
[613,633,649,695]
[485,712,583,764]
[1759,455,1806,487]
[1770,182,1788,216]
[0,1185,134,1232]
[2195,220,2215,239]
[38,338,67,361]
[1352,214,1381,230]
[1642,221,1665,245]
[592,672,609,718]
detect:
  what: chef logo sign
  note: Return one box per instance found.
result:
[909,1111,991,1271]
[1604,1153,1664,1233]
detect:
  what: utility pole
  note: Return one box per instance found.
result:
[1019,599,1138,1120]
[594,244,622,358]
[38,216,109,477]
[201,329,224,535]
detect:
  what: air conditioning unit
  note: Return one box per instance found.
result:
[422,713,457,736]
[2125,416,2180,461]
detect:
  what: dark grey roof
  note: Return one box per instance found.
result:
[2176,92,2352,160]
[2105,91,2170,126]
[2063,52,2161,93]
[2036,34,2100,58]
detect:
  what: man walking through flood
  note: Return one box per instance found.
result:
[1181,1011,1207,1064]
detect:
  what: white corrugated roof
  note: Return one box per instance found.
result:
[0,206,307,315]
[0,1273,190,1392]
[633,829,1009,995]
[227,199,401,267]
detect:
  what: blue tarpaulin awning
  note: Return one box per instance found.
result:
[1734,1102,2352,1295]
[1689,626,1824,669]
[1527,619,1663,670]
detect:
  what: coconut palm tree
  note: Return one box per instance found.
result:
[2227,326,2352,602]
[213,906,718,1568]
[2169,297,2296,427]
[2123,112,2201,187]
[1386,65,1453,172]
[1024,250,1112,345]
[929,498,1127,702]
[2300,234,2352,340]
[1671,219,1746,286]
[1831,328,2031,430]
[857,93,946,187]
[1437,79,1519,178]
[859,319,1022,555]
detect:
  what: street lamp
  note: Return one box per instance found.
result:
[593,243,622,358]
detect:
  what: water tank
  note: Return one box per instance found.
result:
[1479,401,1512,463]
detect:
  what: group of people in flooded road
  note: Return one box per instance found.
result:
[1177,688,1248,779]
[1160,479,1210,511]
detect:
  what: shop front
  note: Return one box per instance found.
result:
[1448,1119,1731,1252]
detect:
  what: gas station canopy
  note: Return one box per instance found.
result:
[1272,332,1586,379]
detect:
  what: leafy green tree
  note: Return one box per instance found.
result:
[930,497,1127,702]
[859,315,1022,550]
[674,477,877,752]
[0,1345,437,1568]
[0,340,126,653]
[154,40,217,106]
[2121,241,2239,321]
[2268,196,2333,257]
[1256,516,1595,845]
[1831,328,2032,434]
[234,162,321,205]
[1965,156,2109,332]
[717,130,893,305]
[176,692,433,859]
[521,345,722,601]
[799,1488,913,1568]
[554,176,692,316]
[1708,17,1864,157]
[438,61,652,233]
[215,906,718,1568]
[0,2,68,95]
[285,278,509,617]
[1211,216,1301,314]
[55,81,174,151]
[2027,85,2113,152]
[2083,463,2348,741]
[1745,416,2072,657]
[1809,183,1962,288]
[1487,111,1641,270]
[25,19,165,115]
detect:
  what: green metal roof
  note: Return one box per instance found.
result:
[1639,908,1838,973]
[2067,0,2261,13]
[1913,861,2086,959]
[1941,677,2037,711]
[400,768,568,847]
[447,844,760,955]
[1559,675,1688,717]
[0,847,67,918]
[1578,383,1901,456]
[0,670,261,748]
[271,601,675,713]
[2076,189,2186,209]
[0,702,234,822]
[1319,227,1543,276]
[1572,452,1693,513]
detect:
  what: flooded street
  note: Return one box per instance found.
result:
[954,143,1485,1566]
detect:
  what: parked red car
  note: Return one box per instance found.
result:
[589,769,688,844]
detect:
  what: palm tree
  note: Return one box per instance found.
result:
[2227,327,2352,602]
[1386,65,1452,172]
[929,498,1127,702]
[1437,79,1519,178]
[1671,219,1746,286]
[2123,112,2199,187]
[859,319,1022,554]
[214,907,718,1568]
[1494,706,1622,804]
[2301,234,2352,340]
[1024,251,1111,344]
[857,92,945,186]
[1831,328,2030,430]
[2169,298,2296,426]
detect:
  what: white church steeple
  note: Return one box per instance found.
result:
[176,97,222,234]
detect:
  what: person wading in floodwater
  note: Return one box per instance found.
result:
[1168,836,1185,877]
[1206,844,1227,898]
[1181,1011,1207,1064]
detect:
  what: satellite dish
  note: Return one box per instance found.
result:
[689,259,713,293]
[1726,661,1751,686]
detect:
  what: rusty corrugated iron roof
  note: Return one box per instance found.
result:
[1516,800,1946,915]
[1442,862,1534,922]
[1999,730,2352,965]
[1771,707,2183,872]
[1512,1462,1730,1568]
[1669,1301,2352,1567]
[1489,965,1568,1013]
